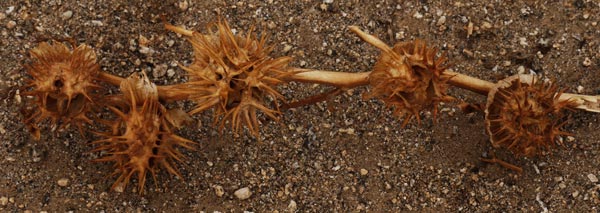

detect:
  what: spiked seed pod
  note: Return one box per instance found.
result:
[92,72,195,193]
[349,27,454,126]
[165,20,294,136]
[21,41,100,139]
[485,74,573,157]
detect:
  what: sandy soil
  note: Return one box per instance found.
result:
[1,0,599,212]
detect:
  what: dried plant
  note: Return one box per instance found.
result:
[164,20,295,137]
[484,74,573,157]
[91,72,195,193]
[21,41,101,140]
[345,27,454,125]
[18,18,600,192]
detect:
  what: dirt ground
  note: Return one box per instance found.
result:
[1,0,600,212]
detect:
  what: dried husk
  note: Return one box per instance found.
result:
[364,40,454,126]
[92,72,195,193]
[22,41,100,139]
[166,21,295,136]
[485,74,573,156]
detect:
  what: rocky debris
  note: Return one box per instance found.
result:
[57,178,69,187]
[213,185,225,197]
[61,11,73,20]
[588,174,598,183]
[234,187,252,200]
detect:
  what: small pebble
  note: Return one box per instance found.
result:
[267,21,276,29]
[360,168,368,176]
[91,20,104,26]
[436,16,446,26]
[481,21,492,29]
[57,178,69,187]
[213,185,224,197]
[61,11,73,20]
[167,69,175,77]
[582,57,592,67]
[178,1,189,11]
[139,47,154,55]
[6,20,16,29]
[588,174,598,183]
[413,11,423,19]
[283,45,292,53]
[323,0,333,3]
[517,65,525,74]
[577,85,584,94]
[234,187,252,200]
[0,196,7,206]
[288,200,297,211]
[152,64,168,77]
[0,12,6,21]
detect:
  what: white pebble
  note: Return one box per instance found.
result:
[0,197,7,206]
[519,37,528,46]
[178,1,189,11]
[360,168,369,176]
[517,65,525,74]
[577,85,584,93]
[436,16,446,26]
[91,20,104,26]
[283,45,292,53]
[323,0,333,3]
[57,178,69,187]
[413,11,423,19]
[588,174,598,183]
[62,11,73,20]
[288,200,297,211]
[167,69,175,77]
[234,187,252,200]
[6,6,14,14]
[582,57,592,67]
[213,185,224,197]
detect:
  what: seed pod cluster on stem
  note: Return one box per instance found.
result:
[164,20,296,137]
[485,74,574,157]
[91,72,195,193]
[21,41,101,140]
[349,27,455,126]
[18,18,600,193]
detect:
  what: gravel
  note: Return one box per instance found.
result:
[234,187,252,200]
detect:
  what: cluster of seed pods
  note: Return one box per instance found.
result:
[20,19,600,193]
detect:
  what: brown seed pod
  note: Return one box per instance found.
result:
[364,39,454,126]
[92,72,195,193]
[166,20,294,136]
[485,74,573,157]
[21,41,100,140]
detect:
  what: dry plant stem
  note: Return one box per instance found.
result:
[445,71,494,95]
[287,68,370,88]
[100,66,600,112]
[99,72,190,102]
[558,93,600,112]
[101,25,599,113]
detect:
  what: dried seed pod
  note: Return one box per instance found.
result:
[485,74,573,157]
[92,72,195,193]
[21,41,100,139]
[364,39,454,126]
[166,20,294,136]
